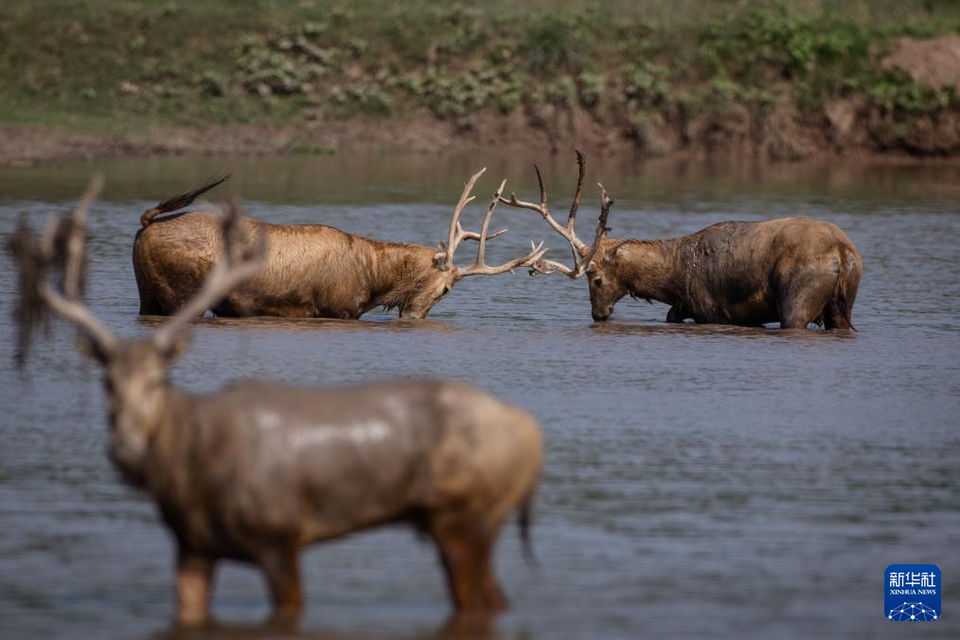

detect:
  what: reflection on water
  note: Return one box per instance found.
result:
[2,153,960,209]
[1,154,959,640]
[136,315,454,334]
[148,611,505,640]
[587,319,859,342]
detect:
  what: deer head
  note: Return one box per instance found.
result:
[8,176,264,480]
[401,168,547,319]
[498,151,620,321]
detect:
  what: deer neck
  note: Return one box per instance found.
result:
[365,242,434,310]
[615,238,684,304]
[107,381,189,490]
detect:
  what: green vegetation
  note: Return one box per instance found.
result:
[1,0,958,151]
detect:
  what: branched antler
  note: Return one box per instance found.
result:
[438,169,547,279]
[7,176,265,366]
[6,174,115,366]
[457,179,546,277]
[585,182,614,268]
[500,150,612,279]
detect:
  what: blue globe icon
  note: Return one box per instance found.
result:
[888,602,938,621]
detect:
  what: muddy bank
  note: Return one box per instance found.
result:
[3,103,959,168]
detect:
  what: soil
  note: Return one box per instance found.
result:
[0,113,632,168]
[881,34,960,90]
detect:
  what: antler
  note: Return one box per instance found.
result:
[152,200,265,352]
[500,150,611,279]
[438,169,547,278]
[586,183,614,265]
[7,174,118,364]
[456,179,547,278]
[439,168,485,269]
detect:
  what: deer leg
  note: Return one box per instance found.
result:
[778,287,831,330]
[823,277,858,330]
[259,545,303,627]
[779,304,820,329]
[822,300,850,330]
[477,537,509,611]
[666,303,687,323]
[175,550,216,626]
[430,511,488,610]
[777,264,843,329]
[432,512,509,611]
[436,611,497,639]
[138,291,164,315]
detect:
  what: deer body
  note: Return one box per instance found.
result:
[111,362,542,623]
[134,212,445,319]
[504,152,863,330]
[129,378,541,552]
[591,217,863,328]
[133,173,544,320]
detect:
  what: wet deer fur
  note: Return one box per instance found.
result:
[507,152,863,329]
[134,172,545,320]
[8,178,544,627]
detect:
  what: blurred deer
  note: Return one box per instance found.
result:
[504,152,862,329]
[133,171,546,319]
[7,177,543,626]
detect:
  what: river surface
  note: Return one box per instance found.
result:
[0,153,958,639]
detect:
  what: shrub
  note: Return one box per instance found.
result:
[521,12,593,74]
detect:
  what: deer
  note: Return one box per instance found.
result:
[503,152,863,329]
[7,176,544,627]
[132,171,546,320]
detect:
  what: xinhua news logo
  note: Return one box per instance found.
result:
[885,564,941,621]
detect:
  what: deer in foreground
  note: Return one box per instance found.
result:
[133,172,546,320]
[7,177,544,627]
[504,152,863,329]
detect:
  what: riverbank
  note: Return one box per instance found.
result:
[2,1,959,166]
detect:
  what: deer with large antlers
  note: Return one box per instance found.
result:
[505,152,863,329]
[133,171,545,320]
[7,178,543,626]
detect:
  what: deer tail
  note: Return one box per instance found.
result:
[835,247,856,332]
[518,491,538,568]
[140,175,229,227]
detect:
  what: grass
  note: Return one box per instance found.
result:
[1,0,958,142]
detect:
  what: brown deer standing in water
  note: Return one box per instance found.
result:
[7,177,543,627]
[133,171,546,319]
[505,152,863,329]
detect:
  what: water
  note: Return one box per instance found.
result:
[1,153,958,639]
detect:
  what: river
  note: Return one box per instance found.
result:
[1,153,958,639]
